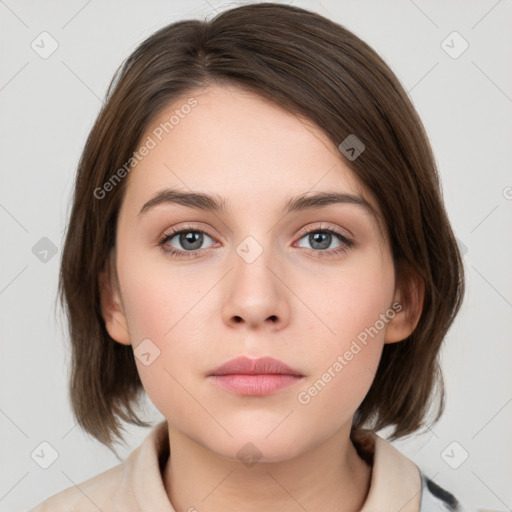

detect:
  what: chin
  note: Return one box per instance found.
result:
[200,421,318,465]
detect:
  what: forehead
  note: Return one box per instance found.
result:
[121,84,381,224]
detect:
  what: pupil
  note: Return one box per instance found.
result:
[180,232,203,250]
[310,232,331,250]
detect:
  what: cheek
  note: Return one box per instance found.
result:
[294,302,388,443]
[292,250,394,414]
[117,248,207,340]
[116,251,214,417]
[296,248,395,359]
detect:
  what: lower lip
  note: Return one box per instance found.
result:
[209,374,303,396]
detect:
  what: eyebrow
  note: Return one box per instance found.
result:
[138,188,378,219]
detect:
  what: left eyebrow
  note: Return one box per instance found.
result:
[284,191,377,218]
[138,188,378,219]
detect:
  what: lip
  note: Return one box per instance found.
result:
[208,356,304,396]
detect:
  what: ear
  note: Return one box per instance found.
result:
[384,269,424,344]
[98,262,131,346]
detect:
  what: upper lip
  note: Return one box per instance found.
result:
[209,356,303,376]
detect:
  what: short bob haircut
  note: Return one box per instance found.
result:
[58,2,465,450]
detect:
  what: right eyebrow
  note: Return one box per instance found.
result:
[138,188,227,218]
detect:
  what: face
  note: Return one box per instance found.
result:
[102,84,413,462]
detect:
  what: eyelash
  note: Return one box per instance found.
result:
[157,224,354,259]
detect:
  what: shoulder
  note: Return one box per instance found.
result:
[27,462,126,512]
[28,420,171,512]
[352,429,471,512]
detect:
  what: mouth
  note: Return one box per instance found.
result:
[208,356,304,396]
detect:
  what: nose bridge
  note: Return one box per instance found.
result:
[221,231,289,329]
[235,234,267,267]
[227,190,285,257]
[232,233,279,295]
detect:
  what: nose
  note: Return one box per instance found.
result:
[221,241,290,331]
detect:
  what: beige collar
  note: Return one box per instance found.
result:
[355,429,422,511]
[131,421,421,512]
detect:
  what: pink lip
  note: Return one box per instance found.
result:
[208,356,304,396]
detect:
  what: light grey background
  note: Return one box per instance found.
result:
[1,1,511,510]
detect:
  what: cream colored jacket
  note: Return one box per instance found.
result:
[29,421,468,511]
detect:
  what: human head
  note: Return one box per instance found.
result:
[58,2,464,450]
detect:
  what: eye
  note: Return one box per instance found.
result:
[295,226,354,256]
[158,225,217,258]
[157,224,354,259]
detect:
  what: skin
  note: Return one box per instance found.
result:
[100,84,422,512]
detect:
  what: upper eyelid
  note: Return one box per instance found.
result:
[162,223,352,245]
[296,223,351,239]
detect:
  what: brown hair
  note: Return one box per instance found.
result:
[58,2,464,450]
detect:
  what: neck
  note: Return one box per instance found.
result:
[163,423,372,512]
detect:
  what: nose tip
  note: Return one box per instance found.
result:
[232,314,278,324]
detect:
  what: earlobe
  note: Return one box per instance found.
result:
[98,266,131,345]
[384,270,425,344]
